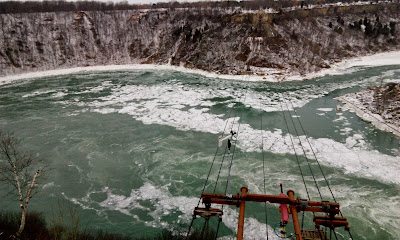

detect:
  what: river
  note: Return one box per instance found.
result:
[0,64,399,239]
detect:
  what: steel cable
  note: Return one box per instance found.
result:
[286,93,355,239]
[224,76,251,196]
[278,90,311,200]
[187,67,250,238]
[260,96,269,240]
[281,98,323,200]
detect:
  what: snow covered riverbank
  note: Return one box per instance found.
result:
[1,50,400,87]
[337,93,400,137]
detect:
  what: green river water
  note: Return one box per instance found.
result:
[0,65,399,239]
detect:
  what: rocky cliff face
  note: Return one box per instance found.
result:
[0,3,399,76]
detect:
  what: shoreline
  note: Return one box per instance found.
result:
[337,96,400,137]
[0,50,399,86]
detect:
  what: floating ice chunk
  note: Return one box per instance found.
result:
[340,127,352,134]
[92,108,116,114]
[317,108,333,112]
[22,90,56,98]
[52,92,67,98]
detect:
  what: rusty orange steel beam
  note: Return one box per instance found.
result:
[313,216,347,221]
[314,216,350,231]
[288,190,303,240]
[315,219,350,230]
[201,193,292,204]
[200,187,346,240]
[201,193,340,212]
[237,187,248,240]
[201,199,240,206]
[307,201,340,207]
[302,207,340,214]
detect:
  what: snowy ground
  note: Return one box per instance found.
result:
[1,50,400,86]
[337,94,400,137]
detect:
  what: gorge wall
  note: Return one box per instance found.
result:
[0,3,399,77]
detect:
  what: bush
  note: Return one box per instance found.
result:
[0,211,51,239]
[0,210,217,240]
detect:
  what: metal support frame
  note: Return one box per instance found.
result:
[288,190,302,240]
[199,186,349,240]
[237,187,248,240]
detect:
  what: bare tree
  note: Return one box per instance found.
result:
[0,130,47,237]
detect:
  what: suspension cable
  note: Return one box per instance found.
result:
[185,215,196,239]
[286,97,337,202]
[213,79,250,194]
[260,96,269,240]
[186,85,242,239]
[214,91,245,193]
[200,218,209,239]
[333,228,339,240]
[224,76,251,195]
[283,83,355,239]
[281,97,323,200]
[215,219,222,240]
[278,90,311,200]
[187,65,251,238]
[213,145,228,194]
[194,82,246,207]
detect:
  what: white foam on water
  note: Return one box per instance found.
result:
[51,92,67,98]
[13,61,398,124]
[67,182,280,239]
[218,207,280,240]
[61,191,101,214]
[2,50,399,239]
[68,72,366,117]
[42,182,56,189]
[308,136,400,184]
[275,131,394,185]
[236,165,400,238]
[22,89,56,98]
[333,185,400,239]
[92,108,116,114]
[124,97,400,185]
[231,121,400,184]
[95,183,198,228]
[66,180,400,239]
[57,80,400,185]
